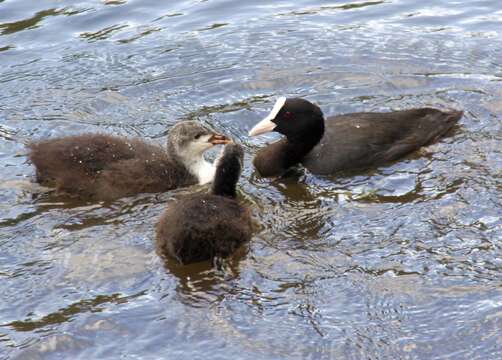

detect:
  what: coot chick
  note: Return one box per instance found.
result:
[156,143,252,265]
[249,97,463,177]
[27,121,230,200]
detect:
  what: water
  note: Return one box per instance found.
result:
[1,0,501,359]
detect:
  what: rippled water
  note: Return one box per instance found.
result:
[1,0,501,359]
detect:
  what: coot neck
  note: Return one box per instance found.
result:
[283,116,325,168]
[212,176,237,198]
[211,157,240,198]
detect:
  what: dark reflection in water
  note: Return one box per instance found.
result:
[1,0,501,359]
[163,254,246,306]
[5,292,144,332]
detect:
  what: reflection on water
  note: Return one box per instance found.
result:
[1,0,501,359]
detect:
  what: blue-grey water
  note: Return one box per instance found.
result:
[0,1,501,359]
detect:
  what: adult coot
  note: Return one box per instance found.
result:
[249,97,462,177]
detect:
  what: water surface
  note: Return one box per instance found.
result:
[0,0,501,359]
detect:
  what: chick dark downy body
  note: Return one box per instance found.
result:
[156,144,252,265]
[27,121,229,200]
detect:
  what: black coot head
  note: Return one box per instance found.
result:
[248,97,324,142]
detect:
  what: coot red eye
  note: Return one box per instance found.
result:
[283,111,292,119]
